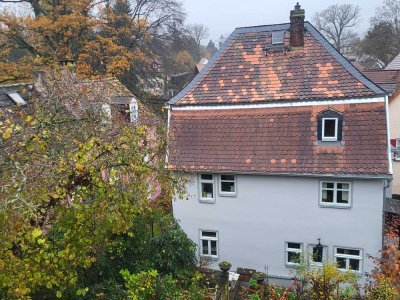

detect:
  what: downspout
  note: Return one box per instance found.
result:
[382,178,392,248]
[385,95,393,175]
[383,94,393,248]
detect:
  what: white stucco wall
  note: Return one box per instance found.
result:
[389,93,400,194]
[173,174,384,282]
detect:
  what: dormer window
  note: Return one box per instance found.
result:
[318,109,343,142]
[322,118,338,141]
[272,31,285,45]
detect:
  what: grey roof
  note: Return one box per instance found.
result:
[168,22,385,105]
[386,53,400,70]
[0,83,33,107]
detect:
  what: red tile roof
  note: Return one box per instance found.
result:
[169,102,389,176]
[363,70,400,94]
[169,23,384,106]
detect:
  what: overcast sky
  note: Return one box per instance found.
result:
[182,0,383,44]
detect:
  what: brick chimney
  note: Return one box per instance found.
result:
[290,2,305,48]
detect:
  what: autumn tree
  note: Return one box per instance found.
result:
[0,71,182,299]
[313,4,361,53]
[367,213,400,295]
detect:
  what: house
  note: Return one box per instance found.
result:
[364,64,400,196]
[0,83,33,108]
[167,4,390,284]
[166,58,209,98]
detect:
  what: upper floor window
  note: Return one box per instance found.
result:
[199,174,215,203]
[219,174,236,196]
[320,181,351,208]
[318,109,343,142]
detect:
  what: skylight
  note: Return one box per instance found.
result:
[7,92,27,106]
[272,31,285,45]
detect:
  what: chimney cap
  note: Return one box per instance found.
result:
[290,2,305,17]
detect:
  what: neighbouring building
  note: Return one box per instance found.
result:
[0,83,33,109]
[167,4,391,284]
[364,62,400,196]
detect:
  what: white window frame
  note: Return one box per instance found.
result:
[334,247,363,274]
[199,230,219,259]
[129,100,138,123]
[394,139,400,161]
[219,174,237,196]
[199,174,215,203]
[322,117,338,141]
[319,181,352,208]
[285,242,303,266]
[308,244,327,266]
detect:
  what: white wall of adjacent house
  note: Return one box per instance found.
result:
[173,174,384,284]
[389,92,400,194]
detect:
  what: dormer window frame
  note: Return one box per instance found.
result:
[317,109,343,143]
[321,117,338,142]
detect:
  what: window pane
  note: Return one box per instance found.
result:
[337,190,349,203]
[322,182,334,189]
[201,231,217,238]
[337,248,360,256]
[324,119,337,137]
[221,181,235,193]
[349,259,360,271]
[336,257,346,269]
[201,174,213,180]
[288,243,301,249]
[288,252,301,263]
[322,189,334,202]
[202,240,209,255]
[337,183,349,190]
[201,183,213,198]
[313,246,323,263]
[221,175,235,181]
[211,241,217,256]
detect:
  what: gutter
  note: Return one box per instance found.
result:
[168,168,393,181]
[382,178,392,248]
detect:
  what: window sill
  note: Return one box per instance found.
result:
[285,263,301,268]
[199,199,216,204]
[319,203,351,209]
[219,192,237,197]
[316,141,344,146]
[200,255,219,261]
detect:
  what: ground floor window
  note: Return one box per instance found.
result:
[200,230,218,258]
[334,247,362,273]
[286,242,303,265]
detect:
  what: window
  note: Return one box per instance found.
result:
[219,174,236,196]
[390,139,400,160]
[286,242,303,265]
[322,118,338,141]
[309,244,326,265]
[317,109,343,142]
[320,181,351,207]
[334,247,362,273]
[129,101,138,123]
[200,230,218,258]
[199,174,215,202]
[272,31,285,45]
